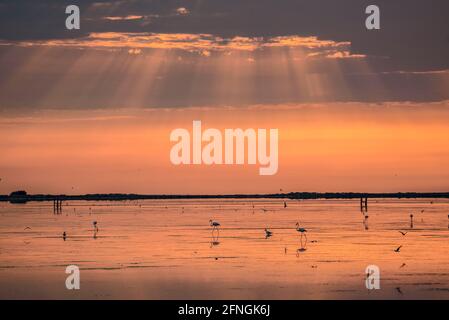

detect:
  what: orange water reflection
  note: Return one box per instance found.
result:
[0,198,448,299]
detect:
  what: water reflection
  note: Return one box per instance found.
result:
[296,237,308,257]
[210,230,220,248]
[1,198,449,299]
[363,215,369,230]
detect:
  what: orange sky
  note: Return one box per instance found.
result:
[1,102,449,194]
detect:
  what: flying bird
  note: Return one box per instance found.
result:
[398,231,407,236]
[265,228,273,238]
[396,287,403,295]
[394,245,402,252]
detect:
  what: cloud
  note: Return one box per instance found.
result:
[176,7,189,16]
[0,0,448,73]
[2,32,364,59]
[127,48,142,55]
[103,15,144,21]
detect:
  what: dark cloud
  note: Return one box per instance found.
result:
[0,0,448,112]
[1,0,448,71]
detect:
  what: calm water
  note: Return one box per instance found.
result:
[0,198,449,299]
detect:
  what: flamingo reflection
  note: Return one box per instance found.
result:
[210,231,220,248]
[296,237,308,257]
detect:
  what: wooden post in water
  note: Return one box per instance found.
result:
[53,199,63,214]
[360,197,368,213]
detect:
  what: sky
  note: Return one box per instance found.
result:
[0,0,449,194]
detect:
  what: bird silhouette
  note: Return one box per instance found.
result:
[209,220,220,230]
[296,222,307,240]
[396,287,403,295]
[264,228,273,238]
[398,231,407,236]
[394,245,402,252]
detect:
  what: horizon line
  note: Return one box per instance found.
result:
[3,191,449,203]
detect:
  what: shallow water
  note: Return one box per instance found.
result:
[0,198,448,299]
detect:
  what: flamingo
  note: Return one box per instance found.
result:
[296,222,307,239]
[209,220,220,230]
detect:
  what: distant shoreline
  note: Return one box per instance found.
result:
[2,192,449,203]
